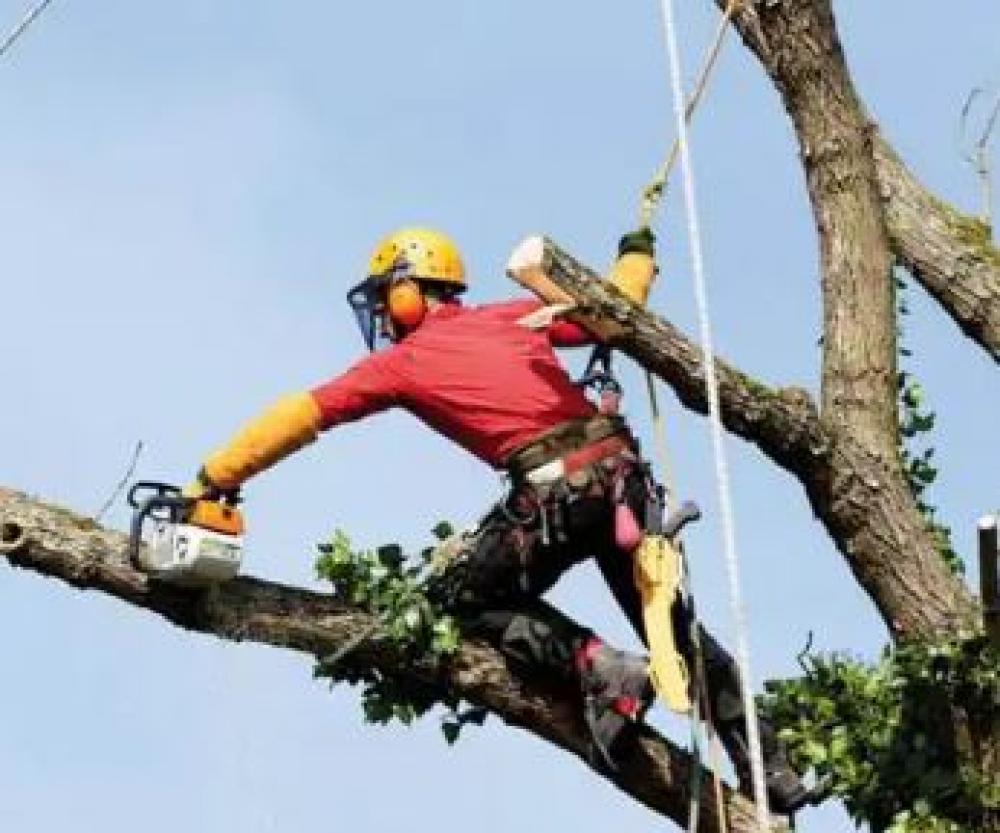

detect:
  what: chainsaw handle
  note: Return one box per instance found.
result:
[127,480,182,509]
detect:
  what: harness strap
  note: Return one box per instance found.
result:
[505,414,629,480]
[521,435,633,488]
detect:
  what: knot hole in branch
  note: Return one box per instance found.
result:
[0,521,28,554]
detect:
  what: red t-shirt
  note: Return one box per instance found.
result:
[310,300,597,468]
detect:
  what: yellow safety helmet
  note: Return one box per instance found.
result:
[367,227,466,288]
[348,228,467,350]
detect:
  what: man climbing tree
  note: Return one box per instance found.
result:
[184,225,813,812]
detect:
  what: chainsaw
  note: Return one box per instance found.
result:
[127,481,244,585]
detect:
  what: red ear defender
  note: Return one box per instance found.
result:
[387,279,426,331]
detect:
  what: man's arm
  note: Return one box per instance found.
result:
[196,392,323,493]
[192,352,400,494]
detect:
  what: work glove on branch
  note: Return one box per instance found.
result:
[609,227,658,307]
[618,227,656,258]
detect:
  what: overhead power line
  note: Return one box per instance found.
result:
[0,0,55,61]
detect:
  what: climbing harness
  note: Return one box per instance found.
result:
[655,0,773,828]
[505,417,637,557]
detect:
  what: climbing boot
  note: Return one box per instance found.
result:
[739,760,817,815]
[720,714,817,815]
[574,637,655,770]
[760,764,816,816]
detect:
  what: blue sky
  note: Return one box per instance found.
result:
[1,2,998,831]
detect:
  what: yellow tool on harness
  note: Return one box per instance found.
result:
[635,532,691,713]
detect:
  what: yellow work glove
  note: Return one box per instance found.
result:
[197,392,323,493]
[182,474,215,500]
[608,228,658,307]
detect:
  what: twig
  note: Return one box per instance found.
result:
[0,0,56,61]
[795,630,815,674]
[94,440,144,523]
[316,622,379,670]
[958,87,1000,233]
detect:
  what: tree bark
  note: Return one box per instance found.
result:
[511,236,977,640]
[875,137,1000,364]
[0,486,781,833]
[726,0,901,467]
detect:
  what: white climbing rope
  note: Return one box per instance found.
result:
[0,0,55,60]
[654,0,773,829]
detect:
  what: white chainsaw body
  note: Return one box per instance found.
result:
[139,519,243,585]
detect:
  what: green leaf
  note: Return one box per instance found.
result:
[458,707,489,726]
[432,521,455,541]
[803,739,828,765]
[376,544,404,568]
[402,605,422,631]
[442,721,461,745]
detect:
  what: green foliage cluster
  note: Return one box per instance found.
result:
[313,527,487,743]
[762,633,1000,832]
[895,271,962,573]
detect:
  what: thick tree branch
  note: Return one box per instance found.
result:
[714,1,1000,363]
[507,236,828,475]
[513,237,976,638]
[0,486,776,833]
[875,137,1000,363]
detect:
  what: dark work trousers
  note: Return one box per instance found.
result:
[429,459,766,778]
